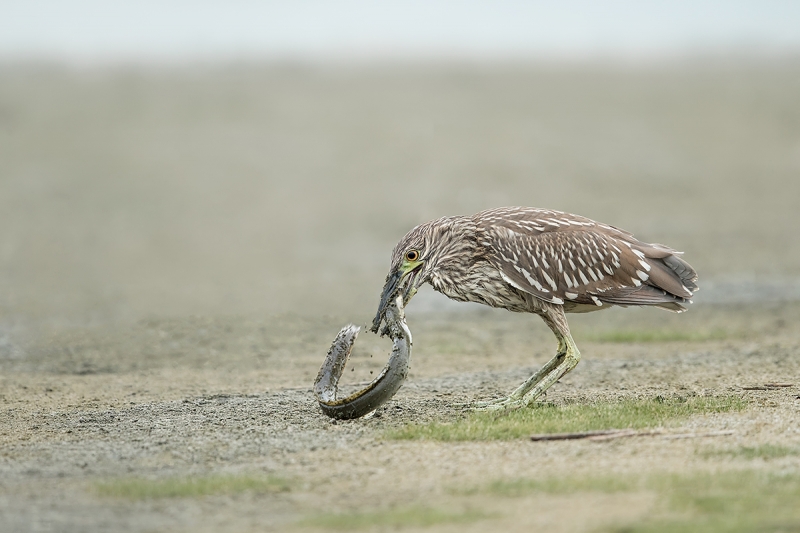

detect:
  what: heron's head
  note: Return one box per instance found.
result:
[371,216,468,333]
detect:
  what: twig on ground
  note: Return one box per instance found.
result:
[530,429,734,442]
[660,430,735,440]
[742,383,794,391]
[529,429,630,441]
[587,429,659,441]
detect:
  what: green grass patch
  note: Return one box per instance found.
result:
[477,475,640,496]
[387,395,746,441]
[463,470,800,533]
[700,444,800,461]
[586,328,731,343]
[95,474,290,500]
[615,471,800,533]
[298,506,490,530]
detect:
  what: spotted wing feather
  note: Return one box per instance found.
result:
[473,207,698,312]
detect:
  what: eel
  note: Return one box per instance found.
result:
[313,295,411,419]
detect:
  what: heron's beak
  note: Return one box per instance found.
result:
[371,265,423,334]
[371,270,403,333]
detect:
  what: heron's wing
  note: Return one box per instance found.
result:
[474,208,697,310]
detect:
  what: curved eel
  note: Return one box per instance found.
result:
[313,296,411,419]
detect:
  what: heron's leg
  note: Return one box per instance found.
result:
[473,305,581,410]
[517,332,580,407]
[471,350,565,408]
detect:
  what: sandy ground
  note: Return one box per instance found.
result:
[1,61,800,531]
[1,303,800,532]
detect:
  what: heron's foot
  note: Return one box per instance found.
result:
[454,397,515,411]
[468,350,567,411]
[469,394,543,411]
[454,399,504,410]
[471,399,519,411]
[469,394,523,410]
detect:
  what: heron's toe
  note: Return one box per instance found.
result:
[470,397,525,411]
[469,397,507,409]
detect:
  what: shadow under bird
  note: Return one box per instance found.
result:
[314,206,698,418]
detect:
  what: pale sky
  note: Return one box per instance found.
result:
[2,0,800,63]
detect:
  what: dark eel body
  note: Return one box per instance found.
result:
[313,296,411,419]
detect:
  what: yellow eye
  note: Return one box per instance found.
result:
[405,250,420,262]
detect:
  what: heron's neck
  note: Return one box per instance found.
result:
[427,217,481,296]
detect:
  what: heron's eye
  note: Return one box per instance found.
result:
[405,250,420,262]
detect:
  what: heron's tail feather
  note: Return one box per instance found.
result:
[597,251,698,312]
[662,255,698,292]
[599,285,691,312]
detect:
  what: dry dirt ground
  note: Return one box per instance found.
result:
[1,302,799,532]
[1,61,799,532]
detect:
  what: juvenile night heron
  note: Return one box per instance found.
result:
[371,207,698,409]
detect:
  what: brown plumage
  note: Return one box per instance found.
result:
[372,207,698,409]
[476,207,697,312]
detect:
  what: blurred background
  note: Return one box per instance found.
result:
[1,1,799,333]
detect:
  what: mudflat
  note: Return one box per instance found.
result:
[1,61,799,532]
